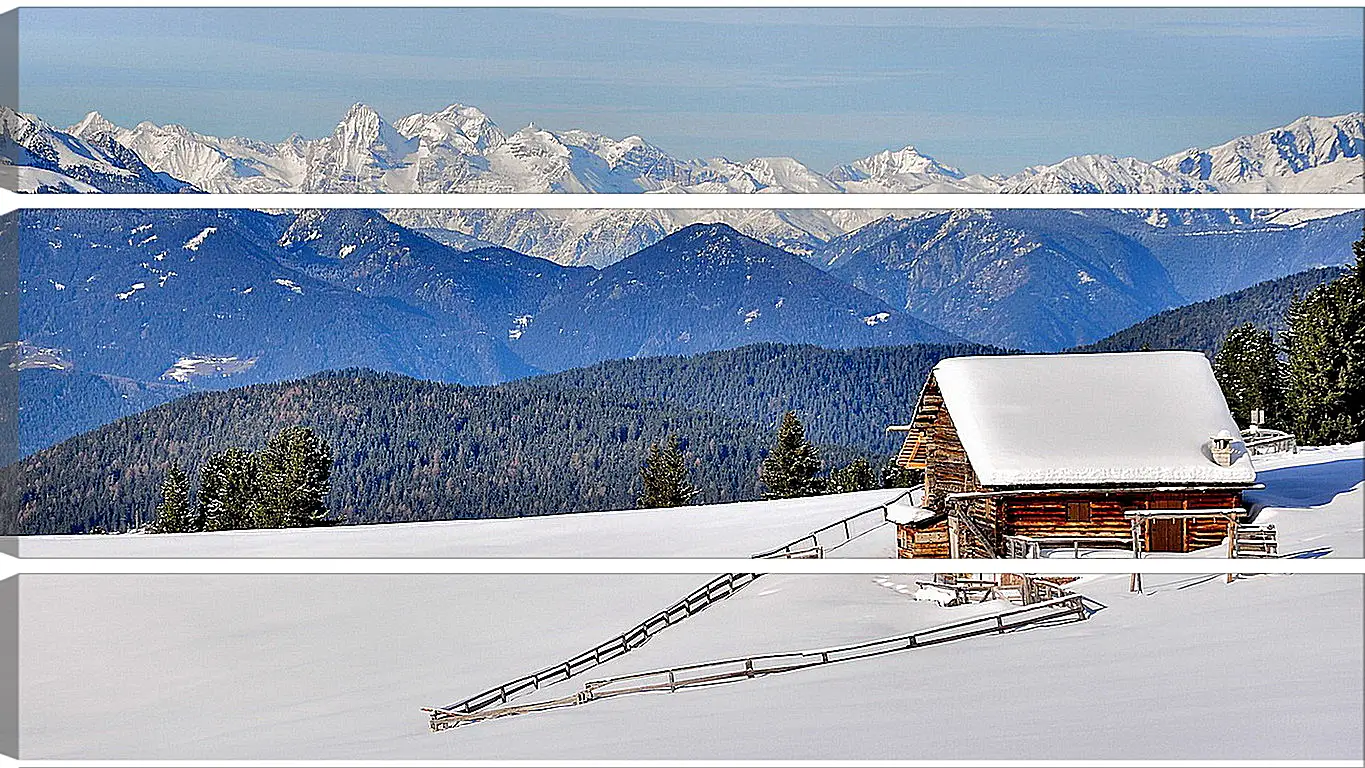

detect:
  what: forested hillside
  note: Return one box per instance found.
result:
[513,342,997,450]
[19,369,189,456]
[1075,267,1348,355]
[4,342,989,535]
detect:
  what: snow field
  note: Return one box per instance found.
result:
[19,569,1361,759]
[13,444,1363,759]
[14,488,909,558]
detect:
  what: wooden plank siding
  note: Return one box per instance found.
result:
[1001,490,1239,553]
[899,490,1238,558]
[923,402,983,507]
[897,521,951,558]
[896,374,944,471]
[922,403,1004,556]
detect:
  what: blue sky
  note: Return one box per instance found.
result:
[19,7,1364,175]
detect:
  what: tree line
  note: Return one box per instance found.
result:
[1076,266,1347,357]
[638,411,920,508]
[148,425,337,533]
[1212,229,1364,446]
[6,343,969,535]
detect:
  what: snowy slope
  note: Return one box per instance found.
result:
[1155,113,1364,194]
[16,446,1362,759]
[2,107,193,193]
[13,488,906,558]
[21,571,1361,759]
[16,458,1362,761]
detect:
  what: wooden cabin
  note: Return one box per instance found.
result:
[887,352,1259,558]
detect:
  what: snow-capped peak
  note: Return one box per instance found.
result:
[325,103,416,171]
[1154,112,1363,193]
[740,156,840,193]
[393,103,505,153]
[826,145,981,193]
[2,106,189,193]
[333,103,387,141]
[831,145,966,182]
[1000,154,1219,194]
[504,124,571,159]
[69,111,123,141]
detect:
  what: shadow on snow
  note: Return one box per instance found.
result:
[1245,456,1364,511]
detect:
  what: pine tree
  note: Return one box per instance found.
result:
[1213,323,1285,428]
[759,411,823,499]
[637,435,696,508]
[1283,230,1365,445]
[880,460,922,489]
[199,447,261,531]
[256,426,334,528]
[149,465,191,533]
[825,457,877,494]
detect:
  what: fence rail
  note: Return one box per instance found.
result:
[425,571,760,730]
[434,594,1089,727]
[750,488,915,559]
[429,485,923,732]
[1003,534,1133,559]
[1233,524,1278,558]
[1020,575,1075,605]
[1243,429,1297,456]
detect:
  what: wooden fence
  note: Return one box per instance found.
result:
[424,571,760,731]
[1243,429,1297,456]
[432,594,1090,727]
[1002,534,1133,559]
[750,488,915,559]
[427,485,990,733]
[1019,575,1076,605]
[1232,524,1278,558]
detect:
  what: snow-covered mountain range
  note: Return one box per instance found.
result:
[29,103,1360,196]
[13,203,1361,456]
[4,104,1361,265]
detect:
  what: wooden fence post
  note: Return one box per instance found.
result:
[1129,518,1144,593]
[1226,512,1240,583]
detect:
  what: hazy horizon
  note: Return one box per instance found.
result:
[18,7,1365,175]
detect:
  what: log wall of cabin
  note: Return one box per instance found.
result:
[923,404,979,506]
[897,521,951,558]
[924,405,1003,556]
[939,497,1003,558]
[1000,489,1241,552]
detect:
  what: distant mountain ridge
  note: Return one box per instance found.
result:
[4,104,1360,266]
[511,223,958,370]
[18,206,1361,420]
[41,104,1362,196]
[811,208,1362,350]
[2,107,195,193]
[16,211,958,454]
[817,209,1184,350]
[15,204,1362,458]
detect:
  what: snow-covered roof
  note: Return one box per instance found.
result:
[928,351,1256,487]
